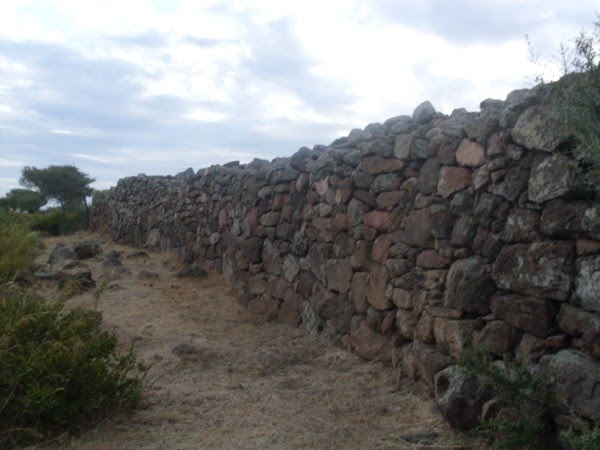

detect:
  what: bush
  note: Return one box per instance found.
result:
[0,290,148,447]
[536,16,600,192]
[30,208,87,236]
[0,217,41,284]
[563,425,600,450]
[460,347,557,449]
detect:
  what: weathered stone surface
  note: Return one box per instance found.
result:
[372,234,392,262]
[541,200,587,237]
[363,210,395,232]
[582,330,600,359]
[528,153,580,203]
[433,318,475,358]
[403,207,454,248]
[490,294,553,338]
[456,139,485,167]
[282,255,300,283]
[575,256,600,312]
[540,350,600,422]
[511,105,568,152]
[437,167,471,198]
[71,241,102,259]
[417,158,440,194]
[558,303,600,336]
[248,295,279,320]
[492,242,574,301]
[416,249,450,269]
[434,365,492,430]
[443,257,495,314]
[361,156,404,174]
[473,321,518,356]
[350,272,369,315]
[413,101,436,124]
[241,237,263,263]
[48,244,77,265]
[350,319,391,362]
[367,265,391,310]
[503,208,541,242]
[325,258,353,294]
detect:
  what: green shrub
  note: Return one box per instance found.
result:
[0,290,148,447]
[0,219,41,284]
[535,16,600,193]
[460,347,557,449]
[563,425,600,450]
[30,208,87,236]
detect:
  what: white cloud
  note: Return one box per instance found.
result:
[0,0,596,196]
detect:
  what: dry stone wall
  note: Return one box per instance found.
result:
[91,87,600,425]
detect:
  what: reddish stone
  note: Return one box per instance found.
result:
[576,240,600,256]
[333,212,348,230]
[350,272,369,314]
[516,334,546,364]
[372,234,392,262]
[392,288,412,309]
[415,313,435,344]
[456,139,485,167]
[381,311,396,336]
[295,173,309,192]
[362,156,404,174]
[416,249,450,269]
[437,166,472,198]
[363,211,395,232]
[247,274,267,295]
[248,295,279,320]
[473,321,518,356]
[376,191,404,209]
[403,207,454,248]
[218,208,227,228]
[397,309,418,339]
[367,265,391,310]
[350,319,391,362]
[246,207,260,228]
[278,301,301,326]
[545,334,569,351]
[582,329,600,359]
[491,294,553,338]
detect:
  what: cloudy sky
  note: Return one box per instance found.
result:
[0,0,595,195]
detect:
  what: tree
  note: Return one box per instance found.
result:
[20,165,95,234]
[1,189,45,213]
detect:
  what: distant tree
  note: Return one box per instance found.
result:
[1,189,45,213]
[20,165,95,234]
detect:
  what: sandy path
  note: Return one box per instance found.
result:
[34,232,475,450]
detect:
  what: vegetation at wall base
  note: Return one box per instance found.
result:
[0,214,148,448]
[562,425,600,450]
[459,347,557,449]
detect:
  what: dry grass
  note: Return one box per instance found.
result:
[30,232,480,450]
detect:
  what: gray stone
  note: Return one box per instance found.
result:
[434,365,492,430]
[412,101,436,124]
[511,105,568,152]
[540,350,600,422]
[528,153,580,203]
[492,242,574,301]
[443,257,495,314]
[576,256,600,312]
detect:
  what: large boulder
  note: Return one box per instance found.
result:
[434,365,492,430]
[511,105,568,152]
[443,257,495,314]
[492,242,574,301]
[539,350,600,422]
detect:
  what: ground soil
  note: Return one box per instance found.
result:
[32,232,478,450]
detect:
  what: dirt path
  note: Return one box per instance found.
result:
[35,232,475,450]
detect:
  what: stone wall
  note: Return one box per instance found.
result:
[91,86,600,425]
